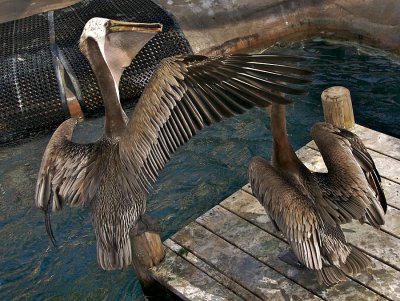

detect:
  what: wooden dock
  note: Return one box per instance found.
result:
[150,124,400,301]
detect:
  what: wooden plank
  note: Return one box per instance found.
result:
[381,208,400,238]
[152,248,244,301]
[358,148,400,184]
[199,205,389,301]
[353,124,400,161]
[341,221,400,270]
[220,190,400,300]
[164,239,262,301]
[378,179,400,211]
[352,258,400,301]
[171,222,322,301]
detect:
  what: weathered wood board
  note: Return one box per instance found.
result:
[353,124,400,161]
[151,125,400,301]
[153,248,245,300]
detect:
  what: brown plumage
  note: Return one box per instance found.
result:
[35,18,313,270]
[312,123,387,226]
[249,104,386,285]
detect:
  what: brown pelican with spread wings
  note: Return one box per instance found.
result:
[249,103,387,285]
[35,17,312,270]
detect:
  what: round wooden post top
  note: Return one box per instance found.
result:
[321,86,351,100]
[321,86,355,129]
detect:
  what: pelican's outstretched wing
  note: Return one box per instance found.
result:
[248,156,370,285]
[120,54,312,191]
[35,119,98,244]
[311,122,386,227]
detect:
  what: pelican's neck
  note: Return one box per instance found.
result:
[87,40,126,138]
[270,103,301,171]
[96,64,126,138]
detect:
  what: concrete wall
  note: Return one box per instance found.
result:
[0,0,81,23]
[155,0,400,55]
[3,0,399,54]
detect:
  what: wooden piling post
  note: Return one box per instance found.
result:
[321,86,355,129]
[130,231,165,294]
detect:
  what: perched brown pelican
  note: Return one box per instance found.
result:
[35,17,312,270]
[249,104,387,285]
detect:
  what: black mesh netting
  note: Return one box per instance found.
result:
[0,0,192,144]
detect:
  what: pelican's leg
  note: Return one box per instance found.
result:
[278,249,304,268]
[132,214,163,236]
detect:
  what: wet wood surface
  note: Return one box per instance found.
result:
[151,125,400,300]
[153,248,244,301]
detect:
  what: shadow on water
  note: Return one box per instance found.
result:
[0,39,399,300]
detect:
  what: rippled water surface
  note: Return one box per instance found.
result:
[1,39,399,300]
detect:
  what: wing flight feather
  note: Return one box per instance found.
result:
[120,54,312,191]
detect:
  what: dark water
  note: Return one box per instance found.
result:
[0,39,399,300]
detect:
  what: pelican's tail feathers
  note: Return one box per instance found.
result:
[317,247,371,286]
[316,266,347,286]
[340,247,371,275]
[97,239,132,270]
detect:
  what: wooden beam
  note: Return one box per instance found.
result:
[130,231,165,294]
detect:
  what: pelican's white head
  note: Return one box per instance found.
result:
[79,17,163,89]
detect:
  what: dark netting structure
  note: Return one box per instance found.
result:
[0,0,192,144]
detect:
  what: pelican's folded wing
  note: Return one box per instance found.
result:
[249,156,325,271]
[311,122,386,226]
[249,156,370,285]
[120,54,312,191]
[335,127,387,213]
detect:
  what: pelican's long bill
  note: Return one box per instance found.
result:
[109,20,163,33]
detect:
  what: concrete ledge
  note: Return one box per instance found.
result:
[3,0,400,55]
[156,0,400,55]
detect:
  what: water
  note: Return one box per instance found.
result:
[0,39,399,300]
